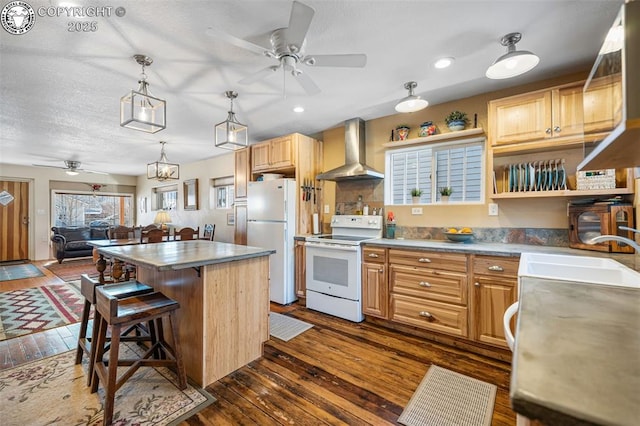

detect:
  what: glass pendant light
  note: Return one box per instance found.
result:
[147,141,179,181]
[215,91,248,150]
[120,54,166,133]
[486,33,539,80]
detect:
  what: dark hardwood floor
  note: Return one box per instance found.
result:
[1,261,517,425]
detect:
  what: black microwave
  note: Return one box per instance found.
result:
[568,204,635,253]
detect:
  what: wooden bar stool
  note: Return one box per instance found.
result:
[75,274,154,386]
[91,288,186,426]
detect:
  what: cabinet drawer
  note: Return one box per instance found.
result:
[391,294,468,337]
[363,246,386,264]
[472,255,519,278]
[390,264,467,305]
[389,249,467,273]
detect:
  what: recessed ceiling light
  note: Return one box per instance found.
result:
[434,57,454,69]
[293,106,304,113]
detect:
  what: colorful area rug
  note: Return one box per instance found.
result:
[0,281,84,341]
[44,258,99,282]
[0,263,44,282]
[0,342,215,425]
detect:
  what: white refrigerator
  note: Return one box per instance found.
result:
[247,178,297,305]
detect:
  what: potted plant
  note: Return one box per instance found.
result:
[395,124,410,141]
[410,188,423,204]
[444,111,469,131]
[439,186,453,202]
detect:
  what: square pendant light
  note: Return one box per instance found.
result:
[147,141,179,181]
[215,91,248,150]
[120,54,166,133]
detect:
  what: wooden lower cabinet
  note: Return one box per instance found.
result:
[470,255,519,349]
[391,294,468,337]
[234,201,247,245]
[362,245,519,352]
[362,246,388,318]
[294,240,306,299]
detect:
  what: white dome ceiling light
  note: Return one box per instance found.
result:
[486,32,539,80]
[395,81,428,113]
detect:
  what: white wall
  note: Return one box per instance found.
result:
[0,164,137,260]
[135,152,236,244]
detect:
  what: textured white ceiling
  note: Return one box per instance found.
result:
[0,0,622,176]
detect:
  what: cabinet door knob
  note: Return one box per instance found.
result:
[418,258,431,263]
[419,281,431,287]
[474,282,480,287]
[379,269,383,273]
[545,127,552,134]
[419,311,433,318]
[368,253,379,258]
[488,265,504,272]
[554,126,561,132]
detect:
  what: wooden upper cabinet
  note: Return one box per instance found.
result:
[251,135,295,172]
[489,81,618,149]
[234,147,250,199]
[490,90,552,145]
[583,76,622,134]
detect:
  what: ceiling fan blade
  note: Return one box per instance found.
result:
[239,65,280,85]
[287,1,315,51]
[82,169,109,175]
[306,54,367,67]
[205,27,268,56]
[32,164,64,169]
[293,71,320,95]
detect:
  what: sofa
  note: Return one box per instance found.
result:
[51,226,109,263]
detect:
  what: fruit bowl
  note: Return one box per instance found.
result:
[444,231,474,243]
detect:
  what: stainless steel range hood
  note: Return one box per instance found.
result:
[316,118,384,181]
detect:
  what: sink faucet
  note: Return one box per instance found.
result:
[588,226,640,252]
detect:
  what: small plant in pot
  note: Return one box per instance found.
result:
[439,186,453,202]
[410,188,423,204]
[444,111,469,131]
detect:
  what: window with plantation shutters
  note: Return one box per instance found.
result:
[385,137,485,205]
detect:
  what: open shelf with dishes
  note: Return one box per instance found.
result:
[382,128,484,148]
[490,147,634,199]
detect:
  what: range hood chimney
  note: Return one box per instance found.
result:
[316,118,384,181]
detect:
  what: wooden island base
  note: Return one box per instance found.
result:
[137,255,270,387]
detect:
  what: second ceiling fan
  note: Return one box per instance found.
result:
[206,0,366,95]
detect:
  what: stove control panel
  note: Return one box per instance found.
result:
[330,215,382,230]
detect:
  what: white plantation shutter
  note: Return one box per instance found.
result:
[386,138,484,204]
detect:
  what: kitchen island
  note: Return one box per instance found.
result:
[511,277,640,425]
[96,240,275,388]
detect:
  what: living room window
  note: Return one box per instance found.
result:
[52,191,134,227]
[384,137,485,205]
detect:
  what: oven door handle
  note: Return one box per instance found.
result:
[304,242,359,252]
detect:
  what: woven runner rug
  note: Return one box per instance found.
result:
[0,342,215,425]
[0,280,84,341]
[269,312,313,341]
[44,258,99,282]
[0,263,44,282]
[398,365,497,426]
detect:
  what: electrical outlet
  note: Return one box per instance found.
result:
[411,207,423,215]
[488,203,499,216]
[324,204,330,214]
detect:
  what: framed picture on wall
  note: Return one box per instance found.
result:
[227,212,235,226]
[183,179,199,210]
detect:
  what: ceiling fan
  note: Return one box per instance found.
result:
[32,160,108,175]
[206,0,366,95]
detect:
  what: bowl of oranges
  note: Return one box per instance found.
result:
[444,227,474,243]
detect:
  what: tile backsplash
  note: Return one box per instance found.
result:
[393,226,569,246]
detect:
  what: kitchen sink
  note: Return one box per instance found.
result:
[519,252,640,288]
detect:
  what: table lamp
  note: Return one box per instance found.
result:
[154,210,172,230]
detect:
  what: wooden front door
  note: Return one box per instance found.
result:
[0,181,29,261]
